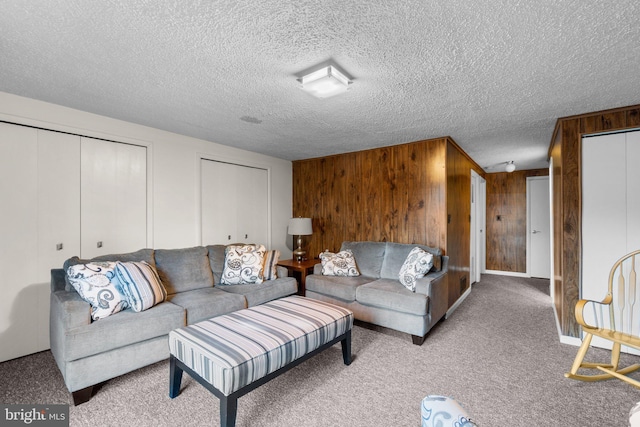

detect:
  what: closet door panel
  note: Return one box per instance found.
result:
[236,166,268,245]
[37,130,81,351]
[581,134,626,301]
[201,160,238,244]
[81,138,147,258]
[201,160,269,246]
[0,123,39,362]
[112,141,147,253]
[627,132,640,250]
[37,130,81,278]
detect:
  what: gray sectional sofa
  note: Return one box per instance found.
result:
[305,241,448,345]
[49,245,297,405]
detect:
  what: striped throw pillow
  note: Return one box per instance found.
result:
[262,250,280,280]
[115,261,167,312]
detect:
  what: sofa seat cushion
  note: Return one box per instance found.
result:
[155,246,214,294]
[166,287,246,324]
[356,279,429,316]
[306,274,375,302]
[63,301,185,361]
[217,277,297,307]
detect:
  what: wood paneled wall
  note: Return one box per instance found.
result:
[293,136,484,309]
[549,104,640,337]
[445,142,479,305]
[485,169,549,273]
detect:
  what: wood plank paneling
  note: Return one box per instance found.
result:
[292,137,480,310]
[580,111,627,133]
[357,147,388,243]
[551,135,563,325]
[445,139,484,306]
[550,103,640,338]
[485,169,548,273]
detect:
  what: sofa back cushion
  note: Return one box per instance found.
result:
[206,245,227,284]
[340,241,386,278]
[63,248,155,291]
[379,242,443,280]
[154,246,214,294]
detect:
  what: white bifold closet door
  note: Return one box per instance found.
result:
[0,124,80,362]
[80,137,147,258]
[581,129,640,352]
[201,159,268,246]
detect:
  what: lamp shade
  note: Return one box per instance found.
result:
[288,217,312,235]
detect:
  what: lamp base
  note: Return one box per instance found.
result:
[293,234,307,261]
[293,248,307,262]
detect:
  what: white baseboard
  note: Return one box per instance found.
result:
[484,270,529,278]
[446,286,472,319]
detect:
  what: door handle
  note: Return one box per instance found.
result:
[532,230,540,234]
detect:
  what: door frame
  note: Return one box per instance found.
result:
[470,170,486,284]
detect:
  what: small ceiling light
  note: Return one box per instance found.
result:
[300,65,351,98]
[505,161,516,173]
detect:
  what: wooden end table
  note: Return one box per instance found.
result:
[277,258,318,296]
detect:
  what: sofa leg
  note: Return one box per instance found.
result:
[72,386,94,405]
[411,334,426,346]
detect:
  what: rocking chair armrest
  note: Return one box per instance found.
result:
[575,298,611,328]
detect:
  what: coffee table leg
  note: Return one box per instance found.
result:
[169,355,183,398]
[341,329,352,365]
[220,395,238,427]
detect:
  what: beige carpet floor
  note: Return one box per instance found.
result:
[2,274,640,426]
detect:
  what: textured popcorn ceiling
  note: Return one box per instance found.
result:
[1,1,639,170]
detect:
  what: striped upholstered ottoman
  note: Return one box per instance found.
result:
[168,296,354,427]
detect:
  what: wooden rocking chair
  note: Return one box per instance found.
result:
[565,249,640,387]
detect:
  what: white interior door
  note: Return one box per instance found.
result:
[528,176,551,279]
[470,170,486,284]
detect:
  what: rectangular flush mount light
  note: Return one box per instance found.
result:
[300,66,351,98]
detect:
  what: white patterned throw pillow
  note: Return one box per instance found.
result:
[399,247,434,292]
[66,262,129,320]
[221,244,267,285]
[115,261,167,312]
[320,249,360,276]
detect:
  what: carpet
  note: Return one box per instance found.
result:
[2,274,640,426]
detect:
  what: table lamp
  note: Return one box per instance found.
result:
[288,217,312,261]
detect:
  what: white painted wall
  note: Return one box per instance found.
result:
[0,91,293,257]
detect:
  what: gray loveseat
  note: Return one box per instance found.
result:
[305,241,448,345]
[49,245,297,405]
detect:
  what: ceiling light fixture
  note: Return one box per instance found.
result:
[505,161,516,173]
[300,65,351,98]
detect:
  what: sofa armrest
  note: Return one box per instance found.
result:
[414,255,449,322]
[50,290,92,331]
[313,263,322,275]
[276,265,288,279]
[51,268,67,292]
